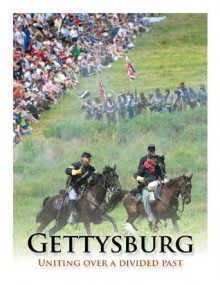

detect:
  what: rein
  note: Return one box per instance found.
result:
[156,183,185,212]
[175,186,185,212]
[168,186,184,213]
[97,172,117,193]
[166,186,185,212]
[85,171,117,208]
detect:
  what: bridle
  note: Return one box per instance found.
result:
[84,168,121,209]
[178,179,192,207]
[156,177,192,212]
[169,178,192,212]
[98,169,121,194]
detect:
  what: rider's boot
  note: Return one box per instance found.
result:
[67,199,77,224]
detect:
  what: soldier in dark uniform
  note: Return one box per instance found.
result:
[155,88,164,113]
[197,84,207,106]
[164,87,174,113]
[138,144,156,170]
[139,92,148,112]
[188,87,199,108]
[148,91,156,112]
[92,97,103,121]
[138,143,166,176]
[134,154,168,221]
[104,94,117,124]
[65,151,95,224]
[117,92,128,121]
[179,82,190,103]
[81,99,93,120]
[127,92,137,119]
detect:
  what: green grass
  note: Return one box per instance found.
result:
[13,14,207,258]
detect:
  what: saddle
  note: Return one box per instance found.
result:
[58,187,85,205]
[130,183,163,204]
[130,192,142,203]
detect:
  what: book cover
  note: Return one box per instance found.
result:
[1,1,218,284]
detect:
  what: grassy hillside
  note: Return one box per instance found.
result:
[13,14,207,257]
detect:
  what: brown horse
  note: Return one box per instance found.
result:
[36,166,122,236]
[108,174,193,234]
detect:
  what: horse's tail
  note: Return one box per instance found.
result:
[36,196,50,223]
[106,190,129,213]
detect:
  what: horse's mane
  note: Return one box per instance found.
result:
[158,155,165,161]
[88,166,116,188]
[165,176,181,187]
[103,165,114,172]
[88,172,103,187]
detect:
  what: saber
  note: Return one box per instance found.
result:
[55,170,90,223]
[73,90,90,100]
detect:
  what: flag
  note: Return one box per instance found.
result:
[126,55,136,82]
[98,72,106,101]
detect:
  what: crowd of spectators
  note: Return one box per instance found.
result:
[13,13,154,145]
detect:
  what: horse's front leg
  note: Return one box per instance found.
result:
[48,207,68,236]
[101,214,118,235]
[171,214,180,232]
[49,217,68,236]
[36,216,53,233]
[83,216,92,236]
[153,221,159,233]
[148,221,153,232]
[147,221,159,233]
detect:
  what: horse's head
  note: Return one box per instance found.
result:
[103,165,122,193]
[158,155,166,174]
[178,174,193,204]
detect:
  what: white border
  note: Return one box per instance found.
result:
[1,1,219,284]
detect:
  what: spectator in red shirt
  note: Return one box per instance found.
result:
[38,47,47,62]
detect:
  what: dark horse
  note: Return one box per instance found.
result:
[36,166,122,236]
[108,174,193,234]
[157,155,166,174]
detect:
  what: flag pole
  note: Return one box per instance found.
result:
[98,71,106,101]
[126,55,137,94]
[128,76,131,93]
[126,55,130,93]
[98,70,101,82]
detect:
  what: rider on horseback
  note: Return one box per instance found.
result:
[138,144,156,170]
[134,153,168,222]
[65,151,95,224]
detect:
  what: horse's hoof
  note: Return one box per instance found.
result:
[124,223,137,236]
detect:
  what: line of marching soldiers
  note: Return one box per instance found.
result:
[81,82,207,123]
